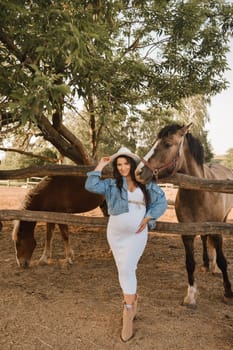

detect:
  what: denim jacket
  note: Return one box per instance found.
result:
[85,171,167,230]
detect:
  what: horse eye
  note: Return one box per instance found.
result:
[164,143,172,148]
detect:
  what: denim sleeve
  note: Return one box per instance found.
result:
[145,183,167,229]
[85,171,108,195]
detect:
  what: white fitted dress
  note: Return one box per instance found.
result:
[107,187,148,294]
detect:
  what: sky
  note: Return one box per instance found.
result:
[206,38,233,155]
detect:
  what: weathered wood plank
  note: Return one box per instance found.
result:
[1,210,233,236]
[0,210,108,226]
[154,221,233,235]
[1,166,233,193]
[161,173,233,194]
[0,165,96,179]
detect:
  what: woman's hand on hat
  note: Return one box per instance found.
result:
[94,156,111,171]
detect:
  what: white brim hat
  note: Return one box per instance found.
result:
[110,147,141,163]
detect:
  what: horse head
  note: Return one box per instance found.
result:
[135,123,192,184]
[12,221,36,268]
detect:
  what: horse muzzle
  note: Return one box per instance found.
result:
[16,256,30,268]
[135,167,153,184]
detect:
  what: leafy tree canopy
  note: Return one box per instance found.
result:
[0,0,232,165]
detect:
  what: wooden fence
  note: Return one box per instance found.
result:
[0,177,42,188]
[0,165,233,235]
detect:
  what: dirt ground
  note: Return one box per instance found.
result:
[0,186,233,350]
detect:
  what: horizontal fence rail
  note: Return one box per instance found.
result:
[0,210,233,236]
[0,165,233,192]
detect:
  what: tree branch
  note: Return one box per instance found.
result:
[0,147,58,163]
[35,114,91,165]
[60,123,92,164]
[0,112,21,128]
[0,28,35,71]
[0,28,25,62]
[51,107,92,165]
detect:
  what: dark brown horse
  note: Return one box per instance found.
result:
[135,123,233,306]
[12,176,105,268]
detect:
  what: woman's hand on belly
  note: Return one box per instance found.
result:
[135,217,151,233]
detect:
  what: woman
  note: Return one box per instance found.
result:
[85,147,167,342]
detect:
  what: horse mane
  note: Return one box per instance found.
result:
[158,123,204,166]
[22,177,52,209]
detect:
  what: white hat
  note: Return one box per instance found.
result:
[110,147,141,163]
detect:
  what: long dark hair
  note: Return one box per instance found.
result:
[112,156,150,206]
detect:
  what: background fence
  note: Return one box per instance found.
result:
[0,177,42,188]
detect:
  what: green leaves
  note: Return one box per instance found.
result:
[0,0,232,162]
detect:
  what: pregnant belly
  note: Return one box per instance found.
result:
[109,206,146,233]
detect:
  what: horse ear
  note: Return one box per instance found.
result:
[180,123,193,135]
[186,122,193,132]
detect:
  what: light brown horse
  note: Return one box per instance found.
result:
[135,123,233,306]
[12,176,106,268]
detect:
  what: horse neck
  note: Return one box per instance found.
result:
[178,149,204,178]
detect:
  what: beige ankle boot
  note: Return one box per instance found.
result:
[121,303,135,342]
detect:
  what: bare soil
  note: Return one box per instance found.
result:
[0,186,233,350]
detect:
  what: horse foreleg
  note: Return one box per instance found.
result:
[209,234,233,303]
[39,223,55,264]
[182,235,197,307]
[59,224,74,264]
